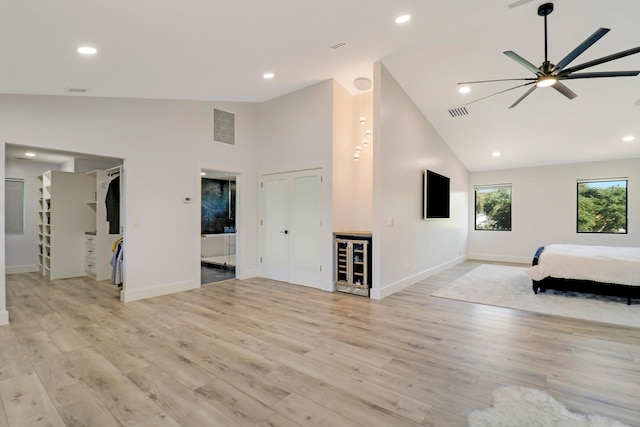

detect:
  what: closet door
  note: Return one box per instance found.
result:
[259,169,322,288]
[261,175,289,282]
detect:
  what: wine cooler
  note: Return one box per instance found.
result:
[335,234,371,297]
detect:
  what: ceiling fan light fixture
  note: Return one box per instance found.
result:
[536,76,557,87]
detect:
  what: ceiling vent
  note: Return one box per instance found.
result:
[330,42,347,50]
[507,0,534,9]
[448,107,469,117]
[67,88,89,93]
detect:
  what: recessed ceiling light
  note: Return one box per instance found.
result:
[459,86,470,94]
[77,46,97,55]
[622,135,635,142]
[24,152,36,157]
[395,14,411,24]
[492,151,501,157]
[263,72,275,79]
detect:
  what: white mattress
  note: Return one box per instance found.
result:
[202,254,236,267]
[526,244,640,287]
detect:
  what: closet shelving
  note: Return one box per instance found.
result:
[37,170,94,280]
[37,173,52,274]
[85,167,122,281]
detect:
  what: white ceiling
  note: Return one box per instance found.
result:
[5,144,108,165]
[2,0,639,171]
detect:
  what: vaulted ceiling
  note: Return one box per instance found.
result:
[2,0,639,171]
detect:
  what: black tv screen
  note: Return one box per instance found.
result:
[423,170,450,219]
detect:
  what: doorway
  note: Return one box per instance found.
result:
[200,169,237,284]
[4,143,125,289]
[259,168,323,288]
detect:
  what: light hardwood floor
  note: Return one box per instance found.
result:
[1,261,639,426]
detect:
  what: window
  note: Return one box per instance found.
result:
[5,178,25,235]
[577,179,627,234]
[475,185,512,231]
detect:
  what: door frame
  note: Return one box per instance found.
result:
[258,166,331,290]
[195,165,242,285]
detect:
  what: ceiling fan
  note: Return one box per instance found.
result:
[459,2,640,108]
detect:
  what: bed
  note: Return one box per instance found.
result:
[527,244,640,305]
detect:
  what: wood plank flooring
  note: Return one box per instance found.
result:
[1,261,639,426]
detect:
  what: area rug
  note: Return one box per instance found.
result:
[432,264,640,328]
[468,386,629,426]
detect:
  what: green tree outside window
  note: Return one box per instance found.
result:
[577,180,627,233]
[475,186,512,231]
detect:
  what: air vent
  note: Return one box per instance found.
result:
[67,88,89,93]
[507,0,534,9]
[448,107,469,117]
[330,42,347,50]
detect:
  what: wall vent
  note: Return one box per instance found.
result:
[213,108,235,145]
[330,42,347,50]
[448,107,469,117]
[67,88,89,93]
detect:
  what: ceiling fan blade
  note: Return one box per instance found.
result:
[466,81,536,106]
[560,70,640,79]
[553,28,610,72]
[504,51,543,75]
[559,46,640,75]
[509,86,537,109]
[552,82,577,100]
[458,78,537,84]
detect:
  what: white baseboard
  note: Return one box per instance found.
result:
[370,255,467,300]
[120,280,200,302]
[0,310,8,326]
[467,253,531,264]
[6,265,40,275]
[236,268,257,280]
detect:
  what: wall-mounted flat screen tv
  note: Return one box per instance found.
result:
[423,170,450,219]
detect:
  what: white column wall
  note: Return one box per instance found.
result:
[372,63,469,299]
[256,80,335,291]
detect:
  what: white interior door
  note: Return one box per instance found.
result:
[261,175,289,282]
[260,169,322,288]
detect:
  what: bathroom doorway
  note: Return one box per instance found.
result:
[200,169,237,284]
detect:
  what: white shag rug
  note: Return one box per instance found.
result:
[468,386,629,427]
[432,264,640,328]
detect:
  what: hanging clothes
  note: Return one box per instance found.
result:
[105,175,120,234]
[110,239,124,287]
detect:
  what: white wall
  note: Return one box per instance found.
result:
[5,159,62,273]
[372,63,469,299]
[469,158,640,263]
[256,80,335,290]
[331,82,356,232]
[332,84,374,233]
[0,94,259,323]
[59,157,122,173]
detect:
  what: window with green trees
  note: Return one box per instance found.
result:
[475,185,512,231]
[577,179,627,233]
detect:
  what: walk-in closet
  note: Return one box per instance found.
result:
[6,143,124,287]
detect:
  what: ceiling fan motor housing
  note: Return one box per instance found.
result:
[538,3,554,17]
